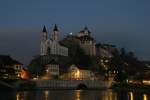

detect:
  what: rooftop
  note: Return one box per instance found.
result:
[0,55,22,66]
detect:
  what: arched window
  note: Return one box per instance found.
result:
[47,47,51,55]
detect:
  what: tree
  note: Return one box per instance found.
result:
[60,37,93,69]
[27,56,43,75]
[114,71,128,83]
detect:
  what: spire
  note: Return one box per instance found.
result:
[52,24,59,41]
[84,26,88,30]
[42,25,47,32]
[41,25,48,41]
[53,24,59,31]
[84,26,91,34]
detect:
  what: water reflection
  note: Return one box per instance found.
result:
[44,90,49,100]
[0,91,16,100]
[14,90,150,100]
[0,89,149,100]
[16,92,21,100]
[75,90,81,100]
[143,94,147,100]
[16,91,28,100]
[101,89,117,100]
[128,92,134,100]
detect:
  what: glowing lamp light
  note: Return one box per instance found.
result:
[142,80,150,85]
[75,70,80,80]
[20,69,30,79]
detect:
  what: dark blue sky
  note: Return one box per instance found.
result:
[0,0,150,65]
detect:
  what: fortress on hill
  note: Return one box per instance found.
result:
[40,25,115,58]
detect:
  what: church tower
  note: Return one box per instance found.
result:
[40,25,48,55]
[52,24,59,41]
[42,25,48,41]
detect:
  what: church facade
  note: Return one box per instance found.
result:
[40,25,68,56]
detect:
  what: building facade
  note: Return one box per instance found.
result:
[60,64,95,80]
[40,25,68,56]
[40,60,59,80]
[77,27,96,56]
[96,44,117,58]
[0,55,23,79]
[45,60,59,77]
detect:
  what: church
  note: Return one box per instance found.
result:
[40,25,68,56]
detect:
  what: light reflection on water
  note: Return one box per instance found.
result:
[0,89,149,100]
[101,89,117,100]
[143,94,148,100]
[75,90,81,100]
[43,90,49,100]
[128,92,134,100]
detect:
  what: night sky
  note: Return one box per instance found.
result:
[0,0,150,65]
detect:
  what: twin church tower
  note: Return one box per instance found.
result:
[40,25,68,56]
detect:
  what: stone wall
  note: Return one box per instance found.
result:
[34,80,111,89]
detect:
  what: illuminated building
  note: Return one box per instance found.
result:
[45,59,59,78]
[0,55,23,79]
[142,80,150,85]
[40,25,68,56]
[40,59,60,80]
[40,25,118,58]
[77,27,96,56]
[60,64,95,80]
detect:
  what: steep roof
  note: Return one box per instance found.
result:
[0,55,22,66]
[42,25,47,32]
[47,59,59,65]
[53,24,59,31]
[79,26,91,34]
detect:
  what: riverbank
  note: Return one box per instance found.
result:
[112,83,150,93]
[17,83,109,91]
[0,79,110,91]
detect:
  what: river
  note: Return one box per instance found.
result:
[0,89,149,100]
